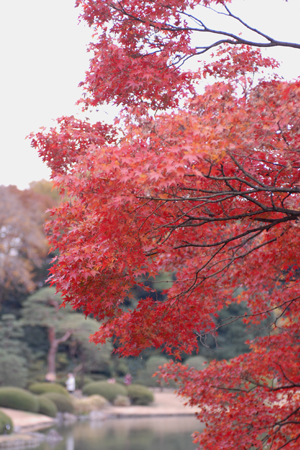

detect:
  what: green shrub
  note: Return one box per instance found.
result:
[0,410,13,435]
[115,377,126,386]
[135,356,169,387]
[36,395,58,417]
[73,395,108,415]
[145,356,169,372]
[0,387,39,413]
[113,395,131,407]
[127,384,154,405]
[28,382,69,397]
[82,381,127,403]
[184,356,207,371]
[41,392,74,413]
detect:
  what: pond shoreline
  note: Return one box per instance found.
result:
[0,391,200,448]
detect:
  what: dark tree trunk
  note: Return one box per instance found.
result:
[47,327,72,376]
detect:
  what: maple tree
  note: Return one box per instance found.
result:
[31,1,300,448]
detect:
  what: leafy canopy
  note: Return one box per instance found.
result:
[31,1,300,449]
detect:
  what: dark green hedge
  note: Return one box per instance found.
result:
[36,395,58,417]
[184,356,207,371]
[82,381,127,403]
[0,387,39,413]
[0,410,13,435]
[127,384,154,405]
[29,382,69,397]
[41,392,74,413]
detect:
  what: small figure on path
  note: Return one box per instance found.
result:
[66,373,76,393]
[124,374,132,386]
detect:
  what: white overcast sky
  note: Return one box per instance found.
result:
[0,0,300,190]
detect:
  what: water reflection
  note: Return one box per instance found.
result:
[65,435,74,450]
[38,416,203,450]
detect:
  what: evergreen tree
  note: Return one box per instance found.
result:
[0,314,29,387]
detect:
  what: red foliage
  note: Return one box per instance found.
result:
[32,1,300,448]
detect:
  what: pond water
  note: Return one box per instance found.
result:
[36,416,203,450]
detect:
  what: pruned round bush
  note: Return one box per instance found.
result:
[82,381,127,403]
[0,410,13,435]
[146,356,169,373]
[41,392,74,413]
[28,382,69,397]
[73,395,108,415]
[184,356,207,371]
[0,387,39,413]
[135,356,169,387]
[36,395,58,417]
[127,384,154,405]
[113,395,131,407]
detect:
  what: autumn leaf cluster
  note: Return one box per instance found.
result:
[31,1,300,448]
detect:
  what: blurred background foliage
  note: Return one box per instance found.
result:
[0,181,271,389]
